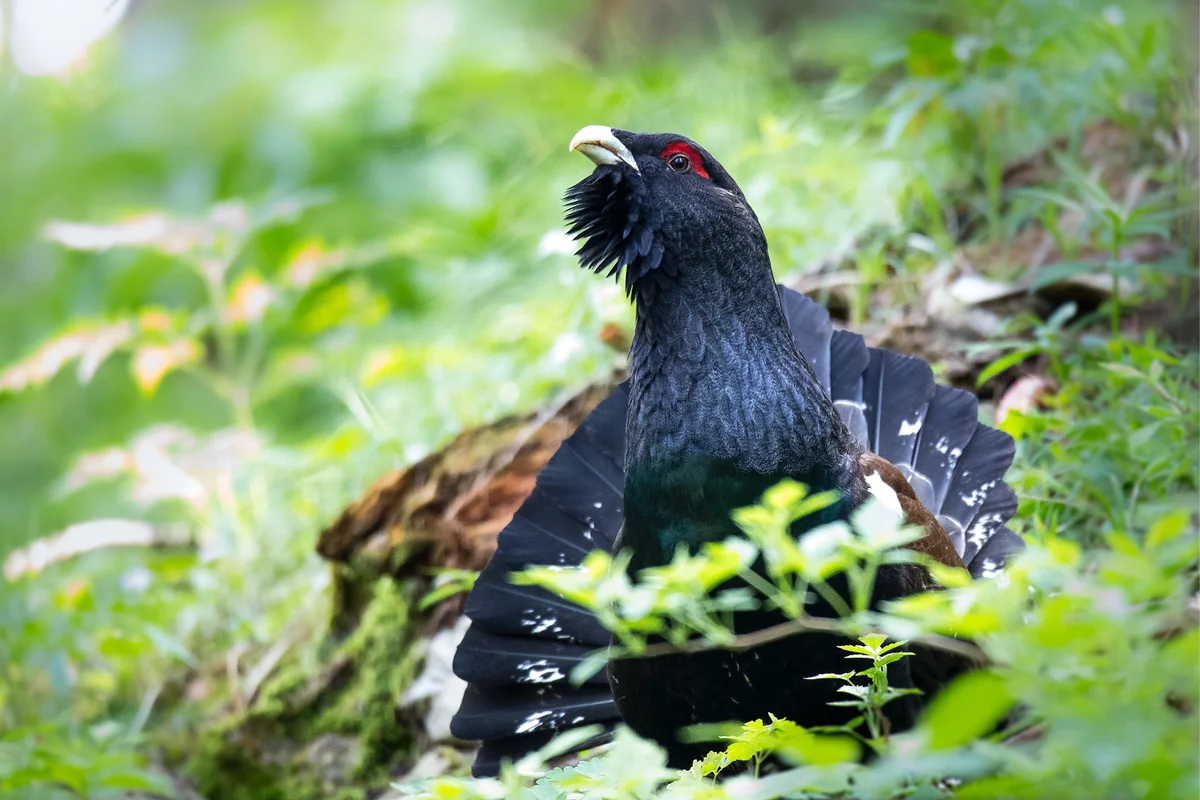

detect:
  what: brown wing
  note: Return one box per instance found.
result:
[858,452,984,704]
[858,451,965,570]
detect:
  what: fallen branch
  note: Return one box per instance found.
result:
[4,519,193,581]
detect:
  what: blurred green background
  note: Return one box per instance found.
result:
[0,0,1194,797]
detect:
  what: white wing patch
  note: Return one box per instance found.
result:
[864,471,903,515]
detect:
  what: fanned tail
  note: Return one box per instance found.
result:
[781,290,1022,577]
[453,289,1023,775]
[451,386,628,774]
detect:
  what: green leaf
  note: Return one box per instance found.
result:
[569,648,612,686]
[143,624,198,669]
[906,30,959,76]
[775,730,860,766]
[418,569,479,611]
[882,82,941,147]
[1146,509,1191,548]
[1014,187,1089,216]
[919,670,1015,749]
[836,644,876,656]
[925,560,973,588]
[875,651,915,667]
[858,632,889,650]
[977,349,1034,386]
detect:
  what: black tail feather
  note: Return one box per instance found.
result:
[464,559,610,645]
[779,286,833,391]
[451,683,619,742]
[453,626,608,687]
[936,424,1016,564]
[969,525,1025,578]
[828,330,871,445]
[910,385,980,514]
[961,482,1019,570]
[861,349,936,471]
[494,387,626,569]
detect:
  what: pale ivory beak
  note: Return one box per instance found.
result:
[569,125,639,172]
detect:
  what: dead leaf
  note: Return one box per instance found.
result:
[996,375,1055,425]
[225,273,275,325]
[133,339,201,393]
[0,320,135,393]
[598,321,631,352]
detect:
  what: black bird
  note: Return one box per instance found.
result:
[450,126,1022,775]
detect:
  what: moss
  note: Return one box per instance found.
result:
[186,577,425,800]
[189,714,291,800]
[314,576,423,780]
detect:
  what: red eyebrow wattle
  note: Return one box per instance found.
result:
[660,142,710,179]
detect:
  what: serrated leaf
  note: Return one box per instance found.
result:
[875,651,915,667]
[836,644,876,656]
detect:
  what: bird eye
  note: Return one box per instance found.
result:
[667,153,691,172]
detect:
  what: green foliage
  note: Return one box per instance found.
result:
[851,0,1192,242]
[810,635,922,751]
[1001,336,1199,544]
[0,727,173,800]
[516,483,937,686]
[700,713,860,778]
[1014,152,1196,334]
[402,466,1198,798]
[0,0,1193,796]
[418,569,480,611]
[189,577,422,800]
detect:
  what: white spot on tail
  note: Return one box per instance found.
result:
[967,513,1002,548]
[977,557,1010,588]
[934,437,963,459]
[516,710,554,734]
[898,417,923,437]
[517,659,565,684]
[520,615,560,635]
[960,480,997,509]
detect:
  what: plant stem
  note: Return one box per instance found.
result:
[1111,269,1121,338]
[637,615,989,663]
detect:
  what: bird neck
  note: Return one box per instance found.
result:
[624,257,855,480]
[619,256,860,569]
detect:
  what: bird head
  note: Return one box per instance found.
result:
[564,126,765,302]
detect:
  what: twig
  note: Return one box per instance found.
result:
[227,643,249,713]
[242,627,303,706]
[130,681,162,736]
[638,615,990,664]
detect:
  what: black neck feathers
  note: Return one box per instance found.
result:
[625,250,860,483]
